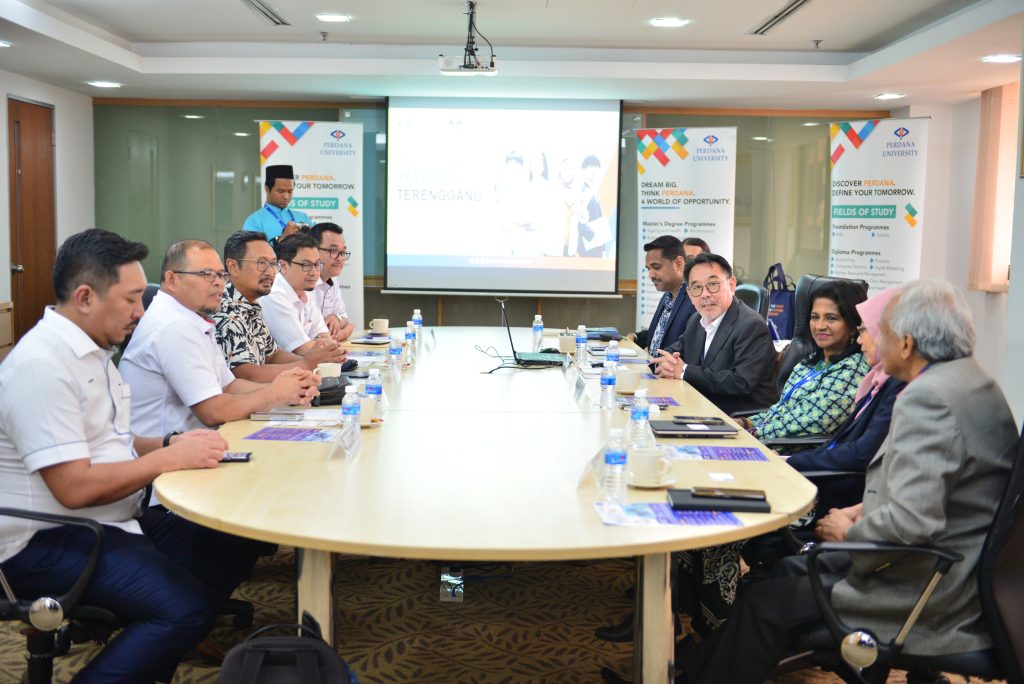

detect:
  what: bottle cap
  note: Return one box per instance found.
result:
[635,388,648,398]
[577,324,586,330]
[407,321,414,326]
[609,428,624,438]
[413,309,421,314]
[345,385,358,394]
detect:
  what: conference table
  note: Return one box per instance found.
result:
[155,326,816,683]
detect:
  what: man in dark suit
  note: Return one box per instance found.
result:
[629,236,709,357]
[654,253,777,414]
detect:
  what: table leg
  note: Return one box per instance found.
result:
[632,552,673,684]
[296,548,334,642]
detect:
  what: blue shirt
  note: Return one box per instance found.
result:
[242,203,312,240]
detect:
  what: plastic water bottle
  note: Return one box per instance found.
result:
[532,314,544,352]
[412,309,423,348]
[389,336,403,371]
[627,388,653,448]
[342,384,361,427]
[404,322,415,365]
[605,339,620,368]
[603,428,628,505]
[600,365,617,410]
[365,367,383,421]
[575,324,587,365]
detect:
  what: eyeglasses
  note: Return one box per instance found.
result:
[284,260,325,273]
[174,270,229,283]
[234,258,277,272]
[318,247,352,261]
[687,280,723,297]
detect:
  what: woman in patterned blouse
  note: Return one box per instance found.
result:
[737,280,870,441]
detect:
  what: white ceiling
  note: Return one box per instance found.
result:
[0,0,1020,108]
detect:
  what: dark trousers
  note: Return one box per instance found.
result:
[2,509,265,683]
[679,552,851,684]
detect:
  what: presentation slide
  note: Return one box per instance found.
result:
[386,97,621,294]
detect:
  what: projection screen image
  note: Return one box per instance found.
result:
[386,97,622,294]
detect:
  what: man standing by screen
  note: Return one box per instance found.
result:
[242,165,311,241]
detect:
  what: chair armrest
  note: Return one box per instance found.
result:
[806,542,963,651]
[763,436,830,450]
[0,508,105,623]
[730,408,762,419]
[797,470,863,480]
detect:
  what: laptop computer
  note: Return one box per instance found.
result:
[648,419,740,438]
[500,302,565,366]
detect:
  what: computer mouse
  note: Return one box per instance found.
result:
[540,347,561,354]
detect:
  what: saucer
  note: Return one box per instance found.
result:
[360,420,384,429]
[628,475,676,489]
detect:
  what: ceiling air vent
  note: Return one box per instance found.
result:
[239,0,290,26]
[750,0,811,36]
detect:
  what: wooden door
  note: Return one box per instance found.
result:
[7,98,56,340]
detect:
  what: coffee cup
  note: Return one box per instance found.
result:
[314,362,342,378]
[629,447,672,486]
[369,318,390,334]
[614,367,641,393]
[557,333,577,354]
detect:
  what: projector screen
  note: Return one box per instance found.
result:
[386,97,622,295]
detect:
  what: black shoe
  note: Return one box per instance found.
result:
[595,613,634,643]
[595,612,682,643]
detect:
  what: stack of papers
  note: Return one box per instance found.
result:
[594,502,741,527]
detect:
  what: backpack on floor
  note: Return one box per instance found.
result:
[218,612,357,684]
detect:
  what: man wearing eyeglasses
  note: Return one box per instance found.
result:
[653,252,777,414]
[213,230,347,382]
[258,233,335,355]
[310,222,355,342]
[120,240,319,444]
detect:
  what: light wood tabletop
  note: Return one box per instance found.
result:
[155,325,816,684]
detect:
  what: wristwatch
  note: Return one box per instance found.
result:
[162,431,182,448]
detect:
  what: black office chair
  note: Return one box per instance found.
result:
[735,283,770,320]
[0,508,120,684]
[774,274,869,395]
[773,428,1024,684]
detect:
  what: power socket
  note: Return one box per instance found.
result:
[439,565,464,603]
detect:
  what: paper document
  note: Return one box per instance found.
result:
[594,502,741,527]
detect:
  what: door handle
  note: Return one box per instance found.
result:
[11,264,24,273]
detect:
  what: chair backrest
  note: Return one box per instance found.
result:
[142,283,160,310]
[735,283,769,320]
[775,274,869,392]
[977,427,1024,684]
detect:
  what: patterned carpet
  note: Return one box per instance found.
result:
[0,549,984,683]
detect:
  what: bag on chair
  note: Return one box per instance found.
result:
[218,613,357,684]
[763,263,796,341]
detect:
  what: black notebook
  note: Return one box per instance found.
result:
[667,488,772,513]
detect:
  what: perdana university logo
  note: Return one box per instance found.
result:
[703,135,719,145]
[330,130,346,140]
[894,127,910,138]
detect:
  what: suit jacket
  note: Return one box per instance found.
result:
[664,299,777,414]
[786,376,906,473]
[831,356,1018,655]
[635,289,696,354]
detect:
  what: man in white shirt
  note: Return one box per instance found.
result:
[120,239,318,436]
[0,229,252,682]
[259,233,334,355]
[310,222,355,342]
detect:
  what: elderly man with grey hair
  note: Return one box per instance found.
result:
[676,278,1018,684]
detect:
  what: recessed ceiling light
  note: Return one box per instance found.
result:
[0,41,12,48]
[87,80,121,88]
[316,13,351,22]
[751,136,772,142]
[234,132,250,137]
[874,92,906,100]
[801,122,821,127]
[649,17,690,28]
[980,54,1021,64]
[183,114,205,120]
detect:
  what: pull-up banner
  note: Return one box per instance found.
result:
[828,118,928,291]
[635,127,736,330]
[258,120,365,329]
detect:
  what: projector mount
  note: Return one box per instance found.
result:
[439,1,497,75]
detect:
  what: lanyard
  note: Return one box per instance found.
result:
[264,204,289,230]
[756,365,827,431]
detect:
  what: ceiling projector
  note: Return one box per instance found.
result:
[438,1,497,76]
[438,55,497,76]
